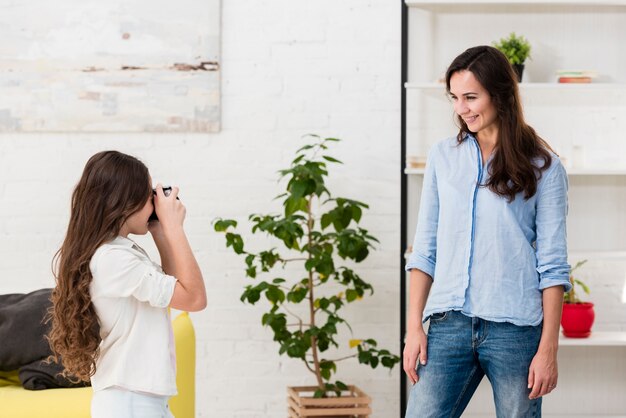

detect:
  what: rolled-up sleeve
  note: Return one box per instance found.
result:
[535,161,572,292]
[405,145,439,278]
[92,248,177,308]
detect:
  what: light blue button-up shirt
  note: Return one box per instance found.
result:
[406,134,571,327]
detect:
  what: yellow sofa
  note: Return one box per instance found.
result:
[0,312,195,418]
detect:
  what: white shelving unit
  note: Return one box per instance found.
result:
[407,0,626,5]
[402,1,626,416]
[406,82,626,91]
[406,168,626,175]
[559,332,626,346]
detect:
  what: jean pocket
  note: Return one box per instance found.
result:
[428,311,449,323]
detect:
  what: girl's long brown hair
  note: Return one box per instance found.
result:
[445,45,553,202]
[46,151,152,381]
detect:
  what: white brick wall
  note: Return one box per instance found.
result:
[0,0,401,416]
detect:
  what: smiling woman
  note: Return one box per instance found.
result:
[403,45,571,418]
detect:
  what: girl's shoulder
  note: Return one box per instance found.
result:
[90,237,146,274]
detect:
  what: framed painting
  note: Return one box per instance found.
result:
[0,0,221,132]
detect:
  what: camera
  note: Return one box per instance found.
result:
[149,186,180,222]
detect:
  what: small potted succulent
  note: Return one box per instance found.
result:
[213,135,399,416]
[561,260,594,338]
[493,32,531,82]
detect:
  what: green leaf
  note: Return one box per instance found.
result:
[213,218,237,232]
[296,144,315,154]
[305,258,318,272]
[370,357,379,369]
[322,155,343,164]
[346,289,358,302]
[225,232,244,254]
[245,266,257,278]
[320,213,333,230]
[292,154,305,165]
[287,286,308,303]
[243,288,260,304]
[352,206,362,223]
[358,350,372,364]
[335,380,348,390]
[381,356,399,368]
[266,286,285,305]
[290,180,309,200]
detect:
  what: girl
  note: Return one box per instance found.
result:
[403,46,571,417]
[47,150,206,418]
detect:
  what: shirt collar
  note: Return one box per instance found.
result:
[110,235,136,247]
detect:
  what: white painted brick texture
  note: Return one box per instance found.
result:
[0,0,402,417]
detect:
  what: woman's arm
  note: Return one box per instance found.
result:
[403,269,433,385]
[151,185,207,312]
[528,285,564,399]
[403,145,440,384]
[529,160,570,398]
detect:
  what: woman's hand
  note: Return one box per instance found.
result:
[528,346,558,399]
[152,184,186,230]
[403,328,428,385]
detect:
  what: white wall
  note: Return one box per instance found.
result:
[0,0,401,417]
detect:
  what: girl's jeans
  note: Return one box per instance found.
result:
[91,386,174,418]
[406,310,543,418]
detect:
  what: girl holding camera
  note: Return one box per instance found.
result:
[47,150,206,417]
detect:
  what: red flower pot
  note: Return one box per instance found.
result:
[561,302,595,338]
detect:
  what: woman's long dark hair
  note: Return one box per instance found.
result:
[445,45,553,202]
[46,151,152,381]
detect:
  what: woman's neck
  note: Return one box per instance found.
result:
[475,127,498,165]
[476,126,498,150]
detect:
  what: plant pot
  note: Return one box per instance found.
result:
[287,385,371,417]
[561,302,595,338]
[512,63,525,82]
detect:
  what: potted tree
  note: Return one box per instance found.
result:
[214,135,399,417]
[493,32,531,82]
[561,260,595,338]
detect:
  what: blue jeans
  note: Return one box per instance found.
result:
[91,387,174,418]
[406,311,542,418]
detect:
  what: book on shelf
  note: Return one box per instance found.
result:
[558,76,592,84]
[556,70,597,84]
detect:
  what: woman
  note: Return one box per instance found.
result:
[403,46,571,417]
[47,151,206,417]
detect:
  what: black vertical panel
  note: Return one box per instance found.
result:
[400,0,409,416]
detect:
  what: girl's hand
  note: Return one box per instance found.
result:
[403,328,428,385]
[153,184,186,230]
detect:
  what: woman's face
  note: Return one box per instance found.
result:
[449,70,499,138]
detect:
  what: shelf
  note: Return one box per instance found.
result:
[559,331,626,347]
[404,250,626,260]
[405,82,626,92]
[406,0,626,7]
[566,169,626,175]
[466,415,626,418]
[568,251,626,260]
[405,167,626,176]
[405,167,425,175]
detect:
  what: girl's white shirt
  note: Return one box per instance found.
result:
[89,235,178,396]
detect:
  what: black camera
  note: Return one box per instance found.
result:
[149,186,180,222]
